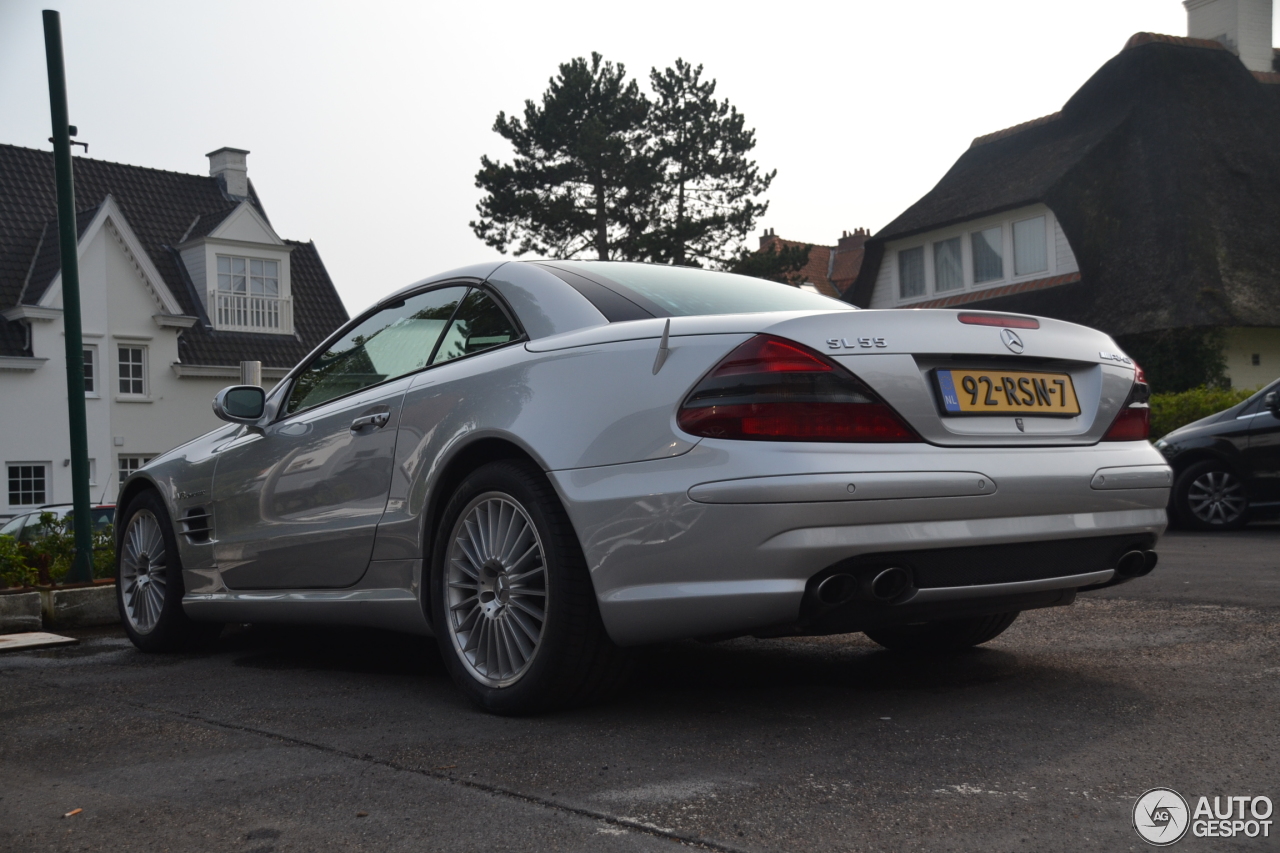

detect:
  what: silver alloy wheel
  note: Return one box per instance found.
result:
[1187,469,1247,525]
[445,492,548,687]
[120,509,168,633]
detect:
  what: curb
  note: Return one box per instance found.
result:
[0,590,43,633]
[40,583,119,630]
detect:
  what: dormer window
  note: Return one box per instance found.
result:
[216,255,283,331]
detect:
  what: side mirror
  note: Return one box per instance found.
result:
[1265,391,1279,418]
[212,385,266,424]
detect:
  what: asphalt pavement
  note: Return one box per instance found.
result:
[2,527,1278,852]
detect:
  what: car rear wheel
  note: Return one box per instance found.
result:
[1173,460,1248,531]
[430,460,631,715]
[864,611,1020,654]
[116,490,221,651]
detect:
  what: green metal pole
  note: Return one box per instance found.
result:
[42,9,94,583]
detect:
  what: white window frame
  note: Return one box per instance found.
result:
[83,344,99,398]
[213,253,291,333]
[897,246,926,299]
[1012,215,1049,277]
[117,455,154,484]
[7,462,50,509]
[116,344,149,398]
[971,225,1004,285]
[890,206,1061,306]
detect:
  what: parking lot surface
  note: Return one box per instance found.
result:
[2,528,1278,852]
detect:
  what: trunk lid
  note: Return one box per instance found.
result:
[760,309,1138,447]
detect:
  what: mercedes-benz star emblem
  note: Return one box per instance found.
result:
[1001,329,1025,354]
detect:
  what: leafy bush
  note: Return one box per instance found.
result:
[4,512,115,586]
[0,535,36,589]
[1149,385,1258,439]
[1114,328,1227,394]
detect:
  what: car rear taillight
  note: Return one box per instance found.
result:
[1103,362,1150,441]
[676,335,920,442]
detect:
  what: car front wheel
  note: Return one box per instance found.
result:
[1173,460,1249,531]
[116,490,221,651]
[864,611,1020,654]
[430,460,630,715]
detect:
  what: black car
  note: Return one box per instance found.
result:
[1156,378,1280,530]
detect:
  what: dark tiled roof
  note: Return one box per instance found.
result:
[181,206,239,242]
[756,231,866,298]
[0,144,347,365]
[846,37,1280,336]
[23,205,100,305]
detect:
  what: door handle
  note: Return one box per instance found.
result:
[350,412,390,431]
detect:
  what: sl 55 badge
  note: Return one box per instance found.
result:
[827,337,887,349]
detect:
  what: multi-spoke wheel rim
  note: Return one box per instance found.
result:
[120,509,168,633]
[445,493,547,687]
[1187,470,1246,525]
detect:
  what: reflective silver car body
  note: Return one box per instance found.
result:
[123,261,1169,646]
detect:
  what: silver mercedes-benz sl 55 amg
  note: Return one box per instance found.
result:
[116,260,1171,713]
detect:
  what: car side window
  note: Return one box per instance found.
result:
[431,289,520,366]
[0,514,26,538]
[287,285,468,414]
[17,513,50,542]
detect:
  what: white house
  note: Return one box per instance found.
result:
[0,145,348,518]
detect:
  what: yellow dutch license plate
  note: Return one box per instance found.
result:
[935,369,1081,415]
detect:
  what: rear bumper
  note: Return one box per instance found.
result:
[551,439,1169,646]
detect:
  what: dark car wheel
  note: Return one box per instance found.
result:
[1173,460,1249,531]
[864,611,1020,654]
[430,460,631,715]
[116,490,221,651]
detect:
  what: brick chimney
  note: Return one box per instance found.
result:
[758,227,780,250]
[837,227,870,252]
[207,147,250,199]
[1184,0,1274,73]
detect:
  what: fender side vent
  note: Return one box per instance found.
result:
[180,507,211,543]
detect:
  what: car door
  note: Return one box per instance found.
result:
[212,285,470,589]
[1244,380,1280,505]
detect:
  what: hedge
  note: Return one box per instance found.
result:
[0,512,115,589]
[1148,386,1258,440]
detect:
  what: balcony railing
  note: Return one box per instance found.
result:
[214,293,291,333]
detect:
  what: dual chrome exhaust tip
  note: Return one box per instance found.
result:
[812,547,1158,609]
[1116,549,1158,579]
[815,566,914,607]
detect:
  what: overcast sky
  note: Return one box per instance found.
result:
[2,0,1261,314]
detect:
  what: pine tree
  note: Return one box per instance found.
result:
[643,59,774,267]
[470,53,657,260]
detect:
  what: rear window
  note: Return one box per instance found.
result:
[548,262,854,318]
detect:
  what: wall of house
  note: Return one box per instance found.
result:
[1,226,279,517]
[868,203,1078,310]
[1223,327,1280,390]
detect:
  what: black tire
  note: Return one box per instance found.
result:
[116,490,222,652]
[430,459,631,715]
[864,611,1020,654]
[1172,459,1249,531]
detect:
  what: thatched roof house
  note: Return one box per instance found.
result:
[844,10,1280,390]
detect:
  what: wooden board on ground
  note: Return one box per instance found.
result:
[0,632,79,652]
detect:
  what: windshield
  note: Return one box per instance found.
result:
[550,261,855,318]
